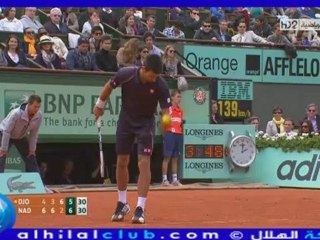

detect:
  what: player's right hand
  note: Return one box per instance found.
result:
[93,105,104,120]
[0,151,8,157]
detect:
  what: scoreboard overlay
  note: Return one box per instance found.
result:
[11,196,88,216]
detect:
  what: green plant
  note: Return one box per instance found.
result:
[256,135,320,152]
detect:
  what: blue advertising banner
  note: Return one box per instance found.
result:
[2,228,320,240]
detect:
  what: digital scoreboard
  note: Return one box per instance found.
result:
[211,79,253,121]
[185,144,224,159]
[10,196,88,216]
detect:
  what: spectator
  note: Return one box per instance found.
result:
[3,34,28,67]
[266,106,285,137]
[298,119,313,137]
[162,45,183,77]
[296,31,311,46]
[100,7,119,29]
[303,103,320,133]
[216,20,232,42]
[0,48,7,66]
[249,115,261,137]
[168,7,182,21]
[38,27,68,61]
[95,34,118,72]
[248,7,264,20]
[143,32,161,56]
[278,118,297,138]
[119,14,138,35]
[163,21,185,39]
[39,161,48,184]
[284,30,298,44]
[0,7,23,32]
[82,10,104,37]
[267,23,291,45]
[89,26,103,52]
[59,159,75,184]
[78,7,95,32]
[298,7,316,18]
[182,8,201,31]
[116,37,139,68]
[285,8,301,19]
[21,27,38,58]
[44,8,69,35]
[232,21,272,44]
[267,8,285,17]
[210,7,226,22]
[20,7,43,33]
[138,15,161,36]
[210,100,223,124]
[35,35,62,69]
[66,36,99,71]
[0,7,5,19]
[135,45,149,66]
[61,7,79,32]
[193,19,221,41]
[118,8,142,32]
[252,15,272,38]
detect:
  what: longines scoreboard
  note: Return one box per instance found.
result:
[11,196,87,215]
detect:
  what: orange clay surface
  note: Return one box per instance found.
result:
[10,189,320,228]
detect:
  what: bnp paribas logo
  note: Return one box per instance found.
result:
[4,90,35,115]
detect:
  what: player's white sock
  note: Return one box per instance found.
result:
[137,197,146,210]
[118,190,127,204]
[162,175,167,182]
[172,174,178,182]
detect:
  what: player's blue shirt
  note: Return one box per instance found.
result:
[110,66,171,118]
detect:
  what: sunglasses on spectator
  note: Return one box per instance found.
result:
[273,111,282,114]
[26,31,35,34]
[94,32,102,36]
[239,26,246,28]
[308,109,316,112]
[192,12,199,15]
[203,25,211,28]
[169,50,176,53]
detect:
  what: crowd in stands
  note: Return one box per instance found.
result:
[245,103,320,139]
[0,7,320,72]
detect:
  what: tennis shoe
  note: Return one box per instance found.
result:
[132,206,145,224]
[111,201,130,222]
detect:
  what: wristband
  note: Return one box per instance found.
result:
[95,98,106,109]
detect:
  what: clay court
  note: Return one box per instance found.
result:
[10,186,320,228]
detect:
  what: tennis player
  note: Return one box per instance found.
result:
[93,54,171,224]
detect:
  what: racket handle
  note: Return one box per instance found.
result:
[97,117,102,128]
[100,151,105,178]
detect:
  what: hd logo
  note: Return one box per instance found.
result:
[4,90,35,115]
